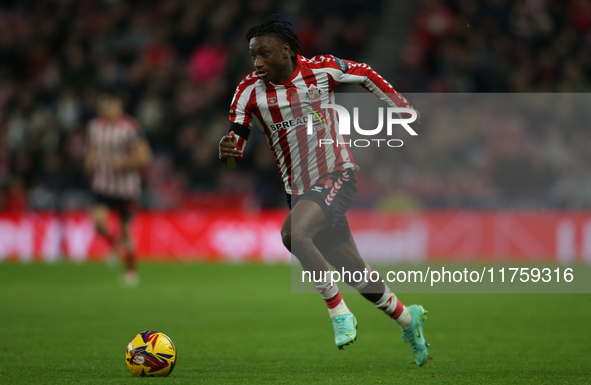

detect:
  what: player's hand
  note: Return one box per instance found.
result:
[219,131,243,158]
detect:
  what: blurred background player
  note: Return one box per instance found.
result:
[219,18,428,366]
[84,89,152,286]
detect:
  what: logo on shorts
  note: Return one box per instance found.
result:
[317,176,334,189]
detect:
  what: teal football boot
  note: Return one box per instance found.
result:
[401,305,429,366]
[332,313,357,349]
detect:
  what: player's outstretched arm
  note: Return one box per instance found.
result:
[325,56,420,122]
[352,62,420,124]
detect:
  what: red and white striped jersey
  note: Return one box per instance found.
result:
[229,54,414,195]
[87,115,142,199]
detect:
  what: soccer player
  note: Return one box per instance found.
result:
[219,19,429,366]
[85,89,152,286]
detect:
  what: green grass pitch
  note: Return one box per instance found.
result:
[0,263,590,384]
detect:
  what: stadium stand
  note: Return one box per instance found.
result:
[0,0,589,211]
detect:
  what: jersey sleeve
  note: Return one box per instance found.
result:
[124,116,144,146]
[229,74,258,127]
[322,55,413,110]
[132,119,143,137]
[224,76,259,167]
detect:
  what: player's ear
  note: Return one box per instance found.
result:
[282,43,290,58]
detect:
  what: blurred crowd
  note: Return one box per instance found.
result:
[350,93,591,210]
[379,0,591,209]
[0,0,589,211]
[398,0,591,92]
[0,0,381,210]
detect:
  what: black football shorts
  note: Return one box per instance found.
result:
[93,193,136,222]
[286,169,357,253]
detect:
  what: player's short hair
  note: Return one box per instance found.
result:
[246,16,302,55]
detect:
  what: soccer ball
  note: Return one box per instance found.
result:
[125,330,177,377]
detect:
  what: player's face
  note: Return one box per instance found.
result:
[97,95,124,120]
[249,36,292,83]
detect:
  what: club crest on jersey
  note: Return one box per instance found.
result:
[267,96,278,106]
[305,85,322,102]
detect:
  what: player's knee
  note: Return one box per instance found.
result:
[281,229,291,251]
[94,219,106,233]
[120,224,129,238]
[92,211,107,230]
[290,226,314,253]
